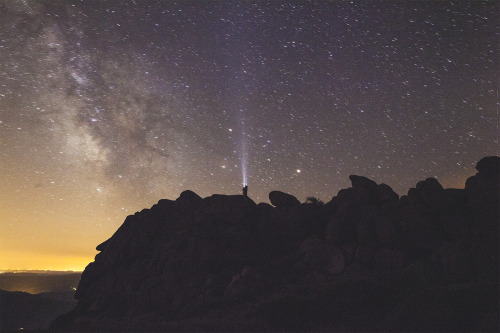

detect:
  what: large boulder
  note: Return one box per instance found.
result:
[465,157,499,281]
[175,189,203,209]
[203,194,256,225]
[466,156,500,229]
[349,175,377,189]
[415,178,445,212]
[269,191,301,207]
[475,156,500,176]
[345,175,379,204]
[377,183,399,203]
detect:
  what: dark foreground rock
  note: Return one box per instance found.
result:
[269,190,301,207]
[52,157,499,332]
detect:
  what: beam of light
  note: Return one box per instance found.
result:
[239,109,248,186]
[240,124,248,186]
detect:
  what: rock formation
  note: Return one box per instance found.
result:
[269,190,301,207]
[52,156,499,332]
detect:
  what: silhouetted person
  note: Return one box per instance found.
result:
[242,185,248,197]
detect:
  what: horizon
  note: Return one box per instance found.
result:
[0,1,497,271]
[0,269,83,274]
[0,169,483,272]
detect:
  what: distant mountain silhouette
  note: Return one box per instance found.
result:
[0,288,77,331]
[52,156,499,332]
[0,271,81,294]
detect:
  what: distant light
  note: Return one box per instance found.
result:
[296,169,301,173]
[228,128,233,132]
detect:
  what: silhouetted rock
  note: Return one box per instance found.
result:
[466,156,500,229]
[203,194,256,224]
[176,189,203,208]
[416,177,445,212]
[475,155,500,175]
[349,174,377,189]
[269,190,301,207]
[377,183,399,203]
[464,156,499,282]
[52,156,499,332]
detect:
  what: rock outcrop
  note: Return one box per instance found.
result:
[269,190,301,207]
[52,156,499,332]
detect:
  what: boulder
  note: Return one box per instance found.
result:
[269,191,301,207]
[407,187,429,213]
[203,194,256,225]
[153,198,176,216]
[377,183,399,203]
[349,175,377,189]
[415,178,445,213]
[475,156,500,176]
[175,190,203,209]
[342,175,379,204]
[465,157,499,238]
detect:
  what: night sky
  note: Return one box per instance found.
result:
[0,1,497,270]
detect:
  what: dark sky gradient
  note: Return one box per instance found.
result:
[0,1,497,270]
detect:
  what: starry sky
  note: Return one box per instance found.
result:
[0,0,498,271]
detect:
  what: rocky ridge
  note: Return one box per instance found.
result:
[53,156,499,332]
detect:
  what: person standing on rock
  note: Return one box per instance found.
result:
[242,185,248,197]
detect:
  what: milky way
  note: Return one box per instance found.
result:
[0,1,497,270]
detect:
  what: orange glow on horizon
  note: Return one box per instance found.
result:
[0,250,94,272]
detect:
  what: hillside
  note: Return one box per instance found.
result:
[52,156,499,332]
